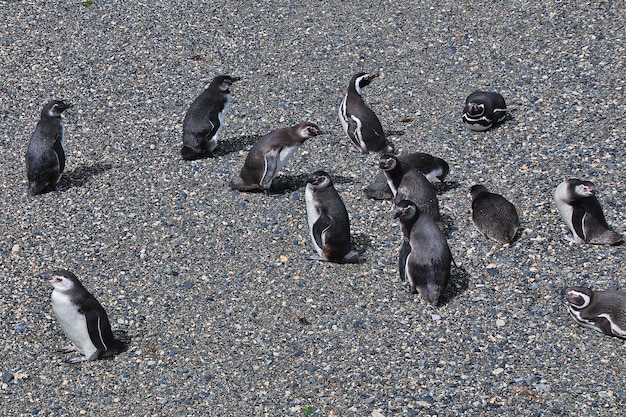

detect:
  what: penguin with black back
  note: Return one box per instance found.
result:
[394,200,452,306]
[44,270,126,363]
[25,99,73,195]
[554,178,623,245]
[469,184,520,244]
[565,286,626,338]
[181,74,240,160]
[305,170,362,263]
[229,122,323,193]
[338,71,393,154]
[462,91,507,131]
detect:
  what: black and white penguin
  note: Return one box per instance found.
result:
[181,74,240,160]
[25,99,73,196]
[554,179,623,245]
[229,122,323,192]
[462,91,507,131]
[565,286,626,338]
[338,71,393,154]
[469,184,520,244]
[379,154,442,227]
[44,270,126,363]
[394,200,451,306]
[363,152,449,200]
[304,170,362,264]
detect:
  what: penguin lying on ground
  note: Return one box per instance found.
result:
[25,100,73,196]
[462,91,507,131]
[338,71,393,154]
[181,75,240,160]
[363,152,449,200]
[305,170,362,264]
[44,270,126,363]
[565,286,626,338]
[554,178,623,245]
[469,184,520,244]
[229,122,323,193]
[394,200,452,305]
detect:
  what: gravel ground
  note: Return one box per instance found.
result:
[1,1,625,416]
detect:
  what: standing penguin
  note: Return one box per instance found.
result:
[181,74,240,160]
[394,200,451,305]
[554,179,623,245]
[43,270,126,363]
[462,91,507,131]
[229,122,323,192]
[338,71,393,154]
[305,170,362,263]
[379,154,442,227]
[565,286,626,338]
[364,152,449,200]
[25,99,73,196]
[470,184,520,244]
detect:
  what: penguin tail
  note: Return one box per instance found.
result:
[228,176,261,192]
[342,249,365,264]
[181,146,211,160]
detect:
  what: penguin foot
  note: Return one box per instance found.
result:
[307,254,328,262]
[65,356,89,364]
[181,146,212,161]
[58,345,78,354]
[563,235,584,245]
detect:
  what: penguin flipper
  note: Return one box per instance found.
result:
[84,309,112,352]
[398,241,411,283]
[312,210,332,251]
[53,140,66,173]
[571,205,587,241]
[260,147,281,189]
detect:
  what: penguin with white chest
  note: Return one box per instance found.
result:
[229,122,323,192]
[181,75,240,160]
[338,71,393,154]
[44,270,126,363]
[565,286,626,338]
[462,91,507,131]
[305,170,362,264]
[469,184,520,244]
[554,178,623,245]
[364,152,449,200]
[25,99,73,196]
[394,200,452,305]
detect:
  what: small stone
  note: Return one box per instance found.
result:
[492,367,504,376]
[2,372,14,383]
[496,319,506,327]
[371,411,385,417]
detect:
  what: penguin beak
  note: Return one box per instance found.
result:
[61,103,74,111]
[368,71,380,79]
[393,210,402,219]
[40,272,59,283]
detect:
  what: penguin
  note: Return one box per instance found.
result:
[462,91,507,131]
[181,74,240,160]
[363,152,449,200]
[565,286,626,338]
[338,71,393,154]
[304,170,362,263]
[379,154,442,226]
[25,99,73,196]
[394,200,451,305]
[43,270,126,363]
[554,179,623,245]
[229,122,323,192]
[469,184,520,244]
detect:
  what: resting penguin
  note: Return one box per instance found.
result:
[181,74,240,160]
[469,184,520,244]
[43,270,126,363]
[25,99,73,196]
[304,170,362,263]
[462,91,507,131]
[338,71,393,154]
[554,178,623,245]
[394,200,451,306]
[229,122,323,192]
[565,286,626,338]
[379,154,442,227]
[364,152,449,200]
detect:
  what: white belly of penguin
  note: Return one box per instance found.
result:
[276,146,298,173]
[51,291,99,358]
[210,98,230,148]
[305,187,325,256]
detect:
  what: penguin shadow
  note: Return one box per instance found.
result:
[351,232,371,260]
[215,134,263,156]
[384,130,405,137]
[435,180,460,195]
[59,162,113,191]
[439,264,470,306]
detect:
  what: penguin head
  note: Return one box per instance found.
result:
[351,71,378,95]
[379,154,398,171]
[211,75,241,92]
[42,270,82,293]
[394,200,419,220]
[565,287,594,310]
[43,100,73,118]
[296,123,324,139]
[463,102,484,117]
[568,179,595,198]
[307,170,333,189]
[469,184,489,200]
